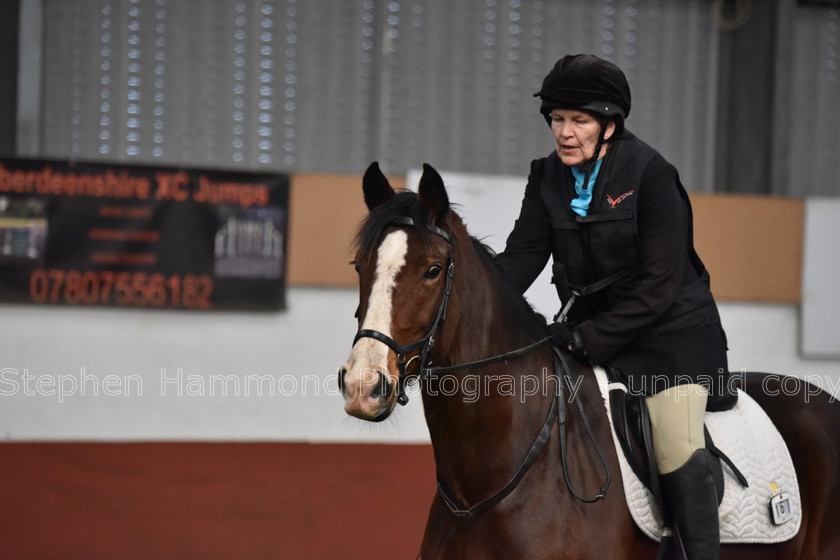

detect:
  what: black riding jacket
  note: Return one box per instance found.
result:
[496,132,728,391]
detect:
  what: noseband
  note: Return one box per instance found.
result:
[352,216,455,405]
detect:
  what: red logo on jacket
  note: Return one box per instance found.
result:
[606,190,635,209]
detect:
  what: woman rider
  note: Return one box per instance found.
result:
[495,54,731,559]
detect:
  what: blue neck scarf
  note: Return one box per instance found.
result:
[570,158,604,217]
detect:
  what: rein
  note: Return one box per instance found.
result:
[437,370,559,522]
[421,336,551,376]
[436,348,611,522]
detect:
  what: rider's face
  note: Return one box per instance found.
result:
[550,109,615,168]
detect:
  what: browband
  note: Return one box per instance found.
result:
[389,216,453,246]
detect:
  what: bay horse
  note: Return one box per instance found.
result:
[338,161,840,559]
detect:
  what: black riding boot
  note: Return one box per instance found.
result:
[658,448,721,560]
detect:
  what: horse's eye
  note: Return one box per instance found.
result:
[350,260,360,274]
[424,264,443,280]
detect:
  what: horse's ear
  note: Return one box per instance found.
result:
[418,163,449,224]
[362,161,395,211]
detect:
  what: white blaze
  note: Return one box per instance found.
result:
[352,230,408,371]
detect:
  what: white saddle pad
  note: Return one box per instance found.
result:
[592,366,802,544]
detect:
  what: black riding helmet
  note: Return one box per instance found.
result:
[534,54,631,135]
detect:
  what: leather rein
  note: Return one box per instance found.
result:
[351,217,610,522]
[437,349,611,522]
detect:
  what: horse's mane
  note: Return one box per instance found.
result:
[469,236,548,330]
[355,190,547,331]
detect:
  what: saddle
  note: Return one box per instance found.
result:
[596,365,802,545]
[604,364,746,512]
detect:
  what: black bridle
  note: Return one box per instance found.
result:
[351,216,552,405]
[351,216,609,522]
[352,217,456,405]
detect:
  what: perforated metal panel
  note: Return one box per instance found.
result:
[40,0,314,169]
[36,0,719,190]
[373,0,719,190]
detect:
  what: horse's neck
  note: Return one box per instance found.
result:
[422,352,557,506]
[422,247,557,504]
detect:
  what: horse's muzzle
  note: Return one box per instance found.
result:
[338,365,396,422]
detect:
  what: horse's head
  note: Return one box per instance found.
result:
[338,162,456,422]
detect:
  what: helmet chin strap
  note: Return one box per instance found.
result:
[579,120,610,190]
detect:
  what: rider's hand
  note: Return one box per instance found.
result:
[549,322,586,358]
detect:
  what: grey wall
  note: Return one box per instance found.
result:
[21,0,724,188]
[17,0,839,196]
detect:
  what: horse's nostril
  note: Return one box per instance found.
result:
[369,372,393,400]
[337,367,347,394]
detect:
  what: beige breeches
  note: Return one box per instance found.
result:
[645,384,709,474]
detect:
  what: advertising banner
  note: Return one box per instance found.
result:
[0,158,288,311]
